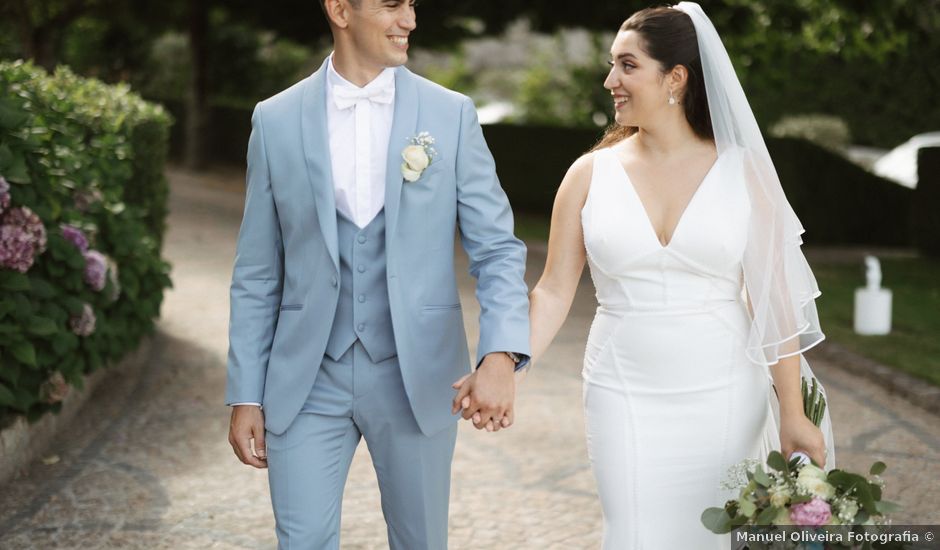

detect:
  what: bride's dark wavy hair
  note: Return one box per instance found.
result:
[591,6,712,151]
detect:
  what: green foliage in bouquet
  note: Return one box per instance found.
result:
[802,376,827,427]
[702,375,900,546]
[702,450,901,544]
[0,60,173,426]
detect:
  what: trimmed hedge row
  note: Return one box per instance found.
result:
[0,60,173,426]
[481,125,914,247]
[913,148,940,258]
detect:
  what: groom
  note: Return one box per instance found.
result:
[224,0,530,548]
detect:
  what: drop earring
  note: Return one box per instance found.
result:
[668,90,677,105]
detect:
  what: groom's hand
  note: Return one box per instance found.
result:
[229,405,268,469]
[451,353,516,432]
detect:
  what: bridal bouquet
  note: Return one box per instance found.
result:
[701,377,901,548]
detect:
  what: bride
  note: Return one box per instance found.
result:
[522,3,836,548]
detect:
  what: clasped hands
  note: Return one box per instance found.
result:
[451,352,524,433]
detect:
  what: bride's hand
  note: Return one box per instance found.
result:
[451,368,528,429]
[779,413,827,467]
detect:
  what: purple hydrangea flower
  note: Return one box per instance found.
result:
[789,497,833,527]
[83,249,108,291]
[0,176,10,216]
[61,224,89,252]
[0,225,35,273]
[69,302,97,337]
[0,206,47,273]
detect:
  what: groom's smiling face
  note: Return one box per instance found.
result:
[332,0,417,70]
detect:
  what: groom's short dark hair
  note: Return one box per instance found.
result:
[318,0,363,17]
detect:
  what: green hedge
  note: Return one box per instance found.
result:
[159,102,914,246]
[913,148,940,258]
[481,125,913,246]
[769,137,912,246]
[0,60,173,426]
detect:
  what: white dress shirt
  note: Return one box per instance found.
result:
[327,54,396,228]
[229,56,397,409]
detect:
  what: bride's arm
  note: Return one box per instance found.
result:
[528,153,594,367]
[743,283,826,465]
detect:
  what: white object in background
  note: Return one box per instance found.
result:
[872,131,940,189]
[476,101,517,125]
[854,255,892,335]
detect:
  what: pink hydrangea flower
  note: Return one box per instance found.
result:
[0,206,47,273]
[83,249,108,291]
[789,497,832,527]
[0,176,10,215]
[4,206,47,254]
[69,303,96,337]
[61,223,89,252]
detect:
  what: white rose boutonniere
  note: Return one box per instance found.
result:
[401,131,437,182]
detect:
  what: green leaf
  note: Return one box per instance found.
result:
[0,382,15,407]
[26,316,58,336]
[754,464,773,487]
[0,97,29,128]
[869,461,886,476]
[28,277,56,299]
[66,252,85,270]
[757,505,780,525]
[0,301,15,319]
[10,340,37,367]
[0,144,31,184]
[767,451,788,472]
[738,498,757,517]
[853,482,878,513]
[63,297,85,315]
[701,507,733,534]
[0,271,31,292]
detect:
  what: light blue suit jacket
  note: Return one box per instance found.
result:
[225,59,531,436]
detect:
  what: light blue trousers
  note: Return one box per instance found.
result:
[265,341,459,550]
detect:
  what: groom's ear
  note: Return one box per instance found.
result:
[321,0,358,29]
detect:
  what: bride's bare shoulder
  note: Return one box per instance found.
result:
[557,150,598,202]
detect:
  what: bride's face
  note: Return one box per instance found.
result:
[604,30,673,128]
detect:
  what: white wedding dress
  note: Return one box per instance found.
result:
[581,147,775,549]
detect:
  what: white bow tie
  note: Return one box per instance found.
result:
[332,83,394,110]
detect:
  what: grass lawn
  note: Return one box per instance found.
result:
[514,213,940,387]
[812,257,940,387]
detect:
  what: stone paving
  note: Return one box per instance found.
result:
[0,167,937,549]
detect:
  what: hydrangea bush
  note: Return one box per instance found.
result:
[0,60,173,425]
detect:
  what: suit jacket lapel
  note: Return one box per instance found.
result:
[384,67,418,249]
[301,58,340,271]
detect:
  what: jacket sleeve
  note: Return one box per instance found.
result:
[224,103,285,405]
[454,97,531,369]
